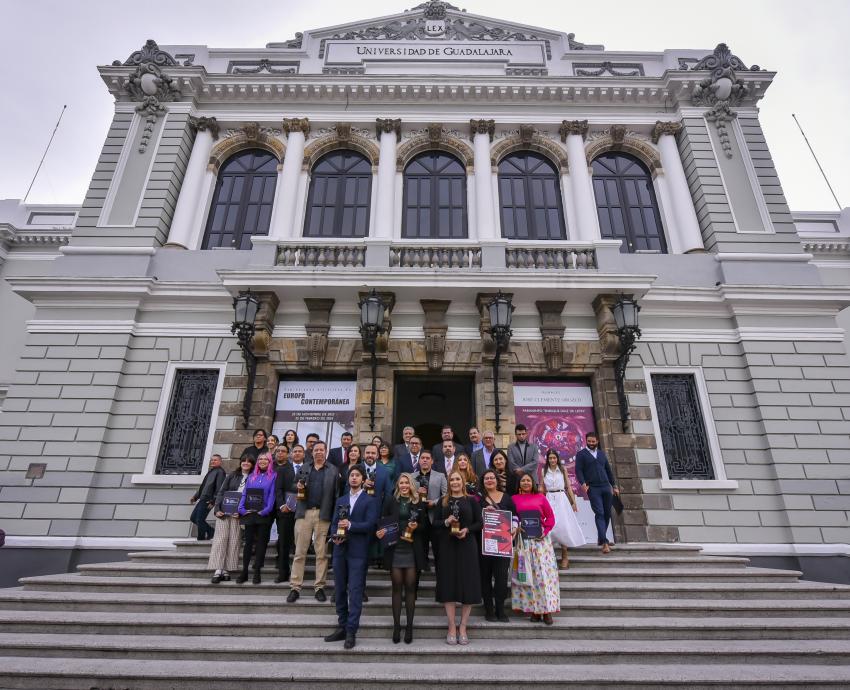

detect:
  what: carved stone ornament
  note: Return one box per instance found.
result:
[113,39,177,67]
[610,125,627,146]
[536,301,566,372]
[304,298,334,371]
[574,61,644,77]
[427,123,443,143]
[252,292,280,359]
[303,125,380,170]
[376,118,402,142]
[282,118,311,137]
[489,130,568,172]
[651,121,682,144]
[519,124,535,145]
[421,299,450,371]
[125,62,181,154]
[188,116,220,141]
[567,33,603,51]
[559,120,589,141]
[396,125,474,171]
[414,1,460,20]
[243,122,261,142]
[592,294,621,360]
[469,119,495,142]
[704,104,737,159]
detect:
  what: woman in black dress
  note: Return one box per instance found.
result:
[376,473,425,644]
[435,470,482,645]
[490,449,519,495]
[479,468,518,622]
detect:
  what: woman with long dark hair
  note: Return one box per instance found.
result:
[237,452,277,584]
[540,448,584,569]
[511,472,560,624]
[478,468,517,621]
[490,449,518,495]
[376,472,425,644]
[208,455,255,583]
[378,442,397,482]
[282,429,299,451]
[456,452,480,500]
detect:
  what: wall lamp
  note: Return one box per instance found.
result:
[611,295,642,431]
[487,291,514,433]
[231,289,260,429]
[359,289,386,431]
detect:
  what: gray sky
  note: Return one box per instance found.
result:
[1,0,847,212]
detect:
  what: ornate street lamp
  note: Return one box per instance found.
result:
[487,291,514,432]
[611,295,642,431]
[359,290,386,431]
[231,289,260,428]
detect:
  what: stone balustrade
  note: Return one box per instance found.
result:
[276,243,366,268]
[505,245,597,269]
[390,245,482,269]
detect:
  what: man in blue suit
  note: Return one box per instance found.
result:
[575,431,619,554]
[361,443,392,507]
[324,465,379,649]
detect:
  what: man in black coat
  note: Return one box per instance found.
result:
[575,432,620,553]
[273,446,297,583]
[392,425,415,463]
[430,425,456,467]
[189,455,225,540]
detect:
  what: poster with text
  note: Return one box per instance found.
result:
[512,380,612,544]
[273,380,356,451]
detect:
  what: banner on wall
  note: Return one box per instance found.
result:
[512,380,612,544]
[272,380,357,451]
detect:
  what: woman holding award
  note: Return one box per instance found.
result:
[237,452,277,584]
[479,468,517,622]
[455,453,480,501]
[540,449,585,569]
[376,473,425,644]
[435,470,482,645]
[208,455,255,584]
[512,472,560,625]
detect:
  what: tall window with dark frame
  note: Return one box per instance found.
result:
[402,151,467,239]
[498,152,566,240]
[201,149,278,250]
[304,150,372,238]
[651,373,715,480]
[155,369,220,475]
[592,152,667,254]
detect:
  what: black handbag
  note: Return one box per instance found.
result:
[611,493,624,515]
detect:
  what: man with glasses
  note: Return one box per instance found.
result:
[396,436,423,476]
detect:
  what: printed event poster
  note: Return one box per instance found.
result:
[512,380,613,544]
[272,380,356,451]
[482,509,513,558]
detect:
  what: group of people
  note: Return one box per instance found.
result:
[192,424,620,649]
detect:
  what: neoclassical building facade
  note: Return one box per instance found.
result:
[1,1,848,576]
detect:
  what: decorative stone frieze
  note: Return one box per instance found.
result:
[208,124,285,173]
[304,298,334,371]
[519,124,535,145]
[396,124,474,171]
[282,117,311,137]
[469,119,495,142]
[420,299,450,371]
[584,131,661,171]
[302,123,380,170]
[573,61,644,77]
[188,116,220,141]
[558,119,589,141]
[536,300,566,371]
[376,118,402,142]
[650,120,682,144]
[490,130,568,172]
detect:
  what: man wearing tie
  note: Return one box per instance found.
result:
[437,439,457,476]
[362,443,392,507]
[395,436,423,476]
[471,430,499,479]
[324,466,379,650]
[575,431,619,554]
[430,425,456,468]
[327,432,353,468]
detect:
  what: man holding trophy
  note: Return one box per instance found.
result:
[325,465,379,650]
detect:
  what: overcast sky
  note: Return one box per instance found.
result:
[1,0,847,212]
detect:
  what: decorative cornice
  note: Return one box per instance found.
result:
[559,119,589,141]
[188,115,220,141]
[376,118,402,142]
[688,43,760,75]
[113,39,177,67]
[574,61,644,77]
[282,117,311,137]
[469,118,495,142]
[651,120,682,144]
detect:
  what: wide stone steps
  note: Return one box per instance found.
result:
[1,658,849,689]
[3,610,849,641]
[3,589,848,618]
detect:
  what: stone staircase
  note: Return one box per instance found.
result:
[0,541,849,688]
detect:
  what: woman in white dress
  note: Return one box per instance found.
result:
[538,449,585,569]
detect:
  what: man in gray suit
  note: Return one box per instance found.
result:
[412,451,447,569]
[288,441,339,603]
[508,423,538,477]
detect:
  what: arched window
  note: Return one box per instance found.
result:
[498,152,566,240]
[592,153,667,254]
[201,149,277,250]
[402,151,467,239]
[304,150,372,238]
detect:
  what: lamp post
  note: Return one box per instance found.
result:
[231,289,260,429]
[359,290,386,432]
[486,291,514,433]
[611,295,642,431]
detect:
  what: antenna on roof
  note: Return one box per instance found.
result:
[792,113,842,210]
[23,104,67,203]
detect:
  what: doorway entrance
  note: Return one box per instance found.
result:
[392,374,475,452]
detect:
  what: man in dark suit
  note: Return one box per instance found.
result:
[395,436,423,476]
[288,442,339,602]
[327,431,353,468]
[471,430,500,478]
[324,465,379,650]
[464,426,484,457]
[361,443,392,507]
[392,425,415,463]
[508,423,538,477]
[434,439,457,476]
[575,431,619,554]
[430,424,456,467]
[273,446,297,583]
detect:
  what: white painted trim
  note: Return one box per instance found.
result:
[641,327,846,343]
[730,117,775,234]
[702,115,742,234]
[4,536,178,550]
[25,320,236,338]
[643,365,736,490]
[98,114,141,228]
[715,253,812,262]
[736,326,845,342]
[131,360,228,485]
[59,246,156,256]
[693,542,850,557]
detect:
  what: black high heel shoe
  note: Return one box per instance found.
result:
[392,623,401,644]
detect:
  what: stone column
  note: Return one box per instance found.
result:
[165,116,219,248]
[470,119,496,240]
[270,118,310,239]
[652,121,704,254]
[560,120,600,242]
[374,118,401,240]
